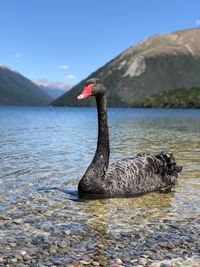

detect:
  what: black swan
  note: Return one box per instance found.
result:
[77,78,182,197]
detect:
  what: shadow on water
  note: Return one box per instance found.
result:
[38,186,81,202]
[38,184,175,202]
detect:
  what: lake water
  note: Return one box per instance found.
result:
[0,106,200,266]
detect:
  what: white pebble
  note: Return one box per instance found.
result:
[20,250,27,256]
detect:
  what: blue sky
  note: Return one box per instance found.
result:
[1,0,200,85]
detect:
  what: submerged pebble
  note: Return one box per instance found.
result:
[1,215,200,266]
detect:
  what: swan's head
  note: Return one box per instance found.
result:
[77,78,105,100]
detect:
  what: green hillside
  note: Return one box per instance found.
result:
[0,65,52,106]
[140,88,200,108]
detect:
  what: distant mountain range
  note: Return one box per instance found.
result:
[53,27,200,108]
[0,65,51,106]
[33,79,71,100]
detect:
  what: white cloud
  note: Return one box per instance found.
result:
[65,74,76,79]
[15,53,23,58]
[55,65,69,70]
[195,20,200,25]
[33,79,71,91]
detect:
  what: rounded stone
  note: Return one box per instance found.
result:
[10,242,17,248]
[57,240,70,248]
[11,258,18,263]
[115,258,123,264]
[92,261,100,266]
[20,251,27,256]
[14,254,23,261]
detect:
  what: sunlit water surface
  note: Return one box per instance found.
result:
[0,107,200,245]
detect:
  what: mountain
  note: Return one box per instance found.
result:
[33,79,71,100]
[0,65,52,106]
[53,28,200,108]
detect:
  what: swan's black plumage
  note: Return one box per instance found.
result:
[77,78,182,197]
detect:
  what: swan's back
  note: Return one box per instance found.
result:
[103,152,182,196]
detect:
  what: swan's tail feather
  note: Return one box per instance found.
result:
[156,151,182,178]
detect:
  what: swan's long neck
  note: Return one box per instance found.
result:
[78,93,110,194]
[92,95,110,167]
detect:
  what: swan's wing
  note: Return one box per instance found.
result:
[104,154,176,196]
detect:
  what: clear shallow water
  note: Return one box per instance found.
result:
[0,107,200,260]
[0,107,200,219]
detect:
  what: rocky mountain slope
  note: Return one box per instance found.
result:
[33,79,71,100]
[0,65,52,106]
[53,28,200,108]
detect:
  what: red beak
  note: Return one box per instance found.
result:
[77,84,93,100]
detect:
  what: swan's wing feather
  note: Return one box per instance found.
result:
[104,154,175,195]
